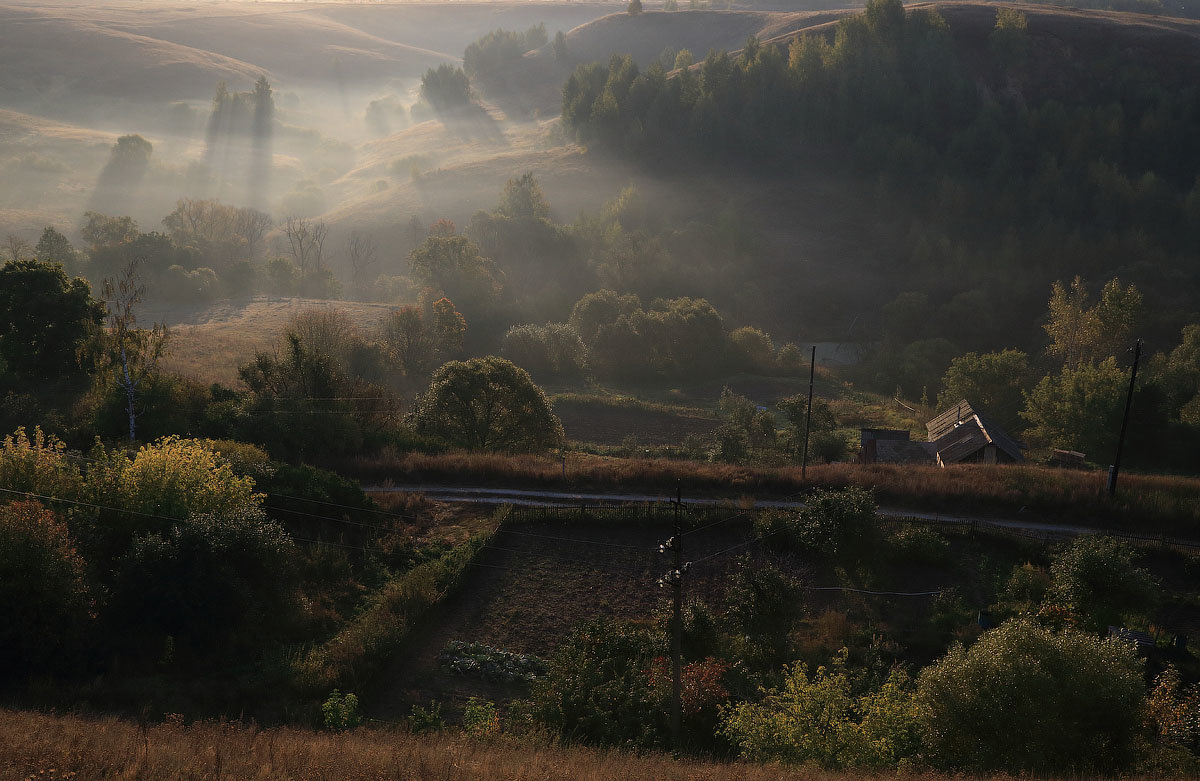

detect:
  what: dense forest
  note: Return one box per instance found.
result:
[562,1,1200,350]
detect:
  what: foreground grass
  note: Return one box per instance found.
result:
[352,451,1200,533]
[0,707,1135,781]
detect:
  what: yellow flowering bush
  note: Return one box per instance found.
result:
[0,426,81,503]
[720,651,919,769]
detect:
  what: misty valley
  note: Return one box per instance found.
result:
[2,0,1200,778]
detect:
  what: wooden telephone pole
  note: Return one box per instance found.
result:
[802,345,816,480]
[659,487,686,748]
[1107,338,1142,497]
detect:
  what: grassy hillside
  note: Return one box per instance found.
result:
[139,297,405,385]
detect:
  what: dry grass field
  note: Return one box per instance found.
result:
[353,450,1200,533]
[0,707,1055,781]
[141,297,402,386]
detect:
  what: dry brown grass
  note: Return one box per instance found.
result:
[0,707,1062,781]
[142,298,403,386]
[352,451,1200,533]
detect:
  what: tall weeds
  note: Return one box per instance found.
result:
[348,451,1200,533]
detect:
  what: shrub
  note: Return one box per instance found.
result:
[889,525,951,566]
[89,436,260,526]
[793,486,878,563]
[916,617,1145,773]
[83,436,263,554]
[1147,665,1200,756]
[110,508,297,654]
[730,326,775,369]
[721,655,919,769]
[0,501,90,675]
[725,559,802,667]
[0,426,79,502]
[408,701,445,733]
[500,323,589,379]
[1001,562,1051,609]
[322,690,361,731]
[531,618,663,748]
[1048,535,1158,631]
[463,697,501,739]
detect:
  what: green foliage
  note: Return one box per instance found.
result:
[553,30,568,63]
[0,501,90,676]
[989,8,1030,66]
[571,292,727,380]
[729,326,775,369]
[463,697,501,739]
[0,259,104,382]
[999,562,1052,613]
[87,435,261,534]
[791,486,879,563]
[501,323,588,379]
[412,356,563,452]
[531,617,663,748]
[916,618,1145,773]
[1045,276,1142,368]
[724,559,802,667]
[407,235,502,316]
[1021,357,1126,456]
[938,348,1029,429]
[237,333,370,459]
[722,655,919,769]
[558,1,1200,369]
[110,507,297,652]
[463,26,548,82]
[35,227,82,274]
[321,690,361,731]
[420,65,471,111]
[408,701,445,733]
[0,426,80,501]
[1148,665,1200,758]
[1048,535,1158,631]
[295,530,494,693]
[888,525,951,567]
[497,172,551,221]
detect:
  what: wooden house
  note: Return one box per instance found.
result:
[926,400,1024,467]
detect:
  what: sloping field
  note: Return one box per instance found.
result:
[0,3,265,105]
[140,296,402,386]
[0,0,618,109]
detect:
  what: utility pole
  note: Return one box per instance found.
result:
[1107,338,1142,497]
[658,486,686,749]
[802,345,816,480]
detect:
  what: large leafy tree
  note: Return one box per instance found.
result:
[0,259,104,381]
[1021,357,1126,457]
[407,234,502,314]
[412,356,563,452]
[1045,277,1142,368]
[1048,535,1158,632]
[938,349,1029,430]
